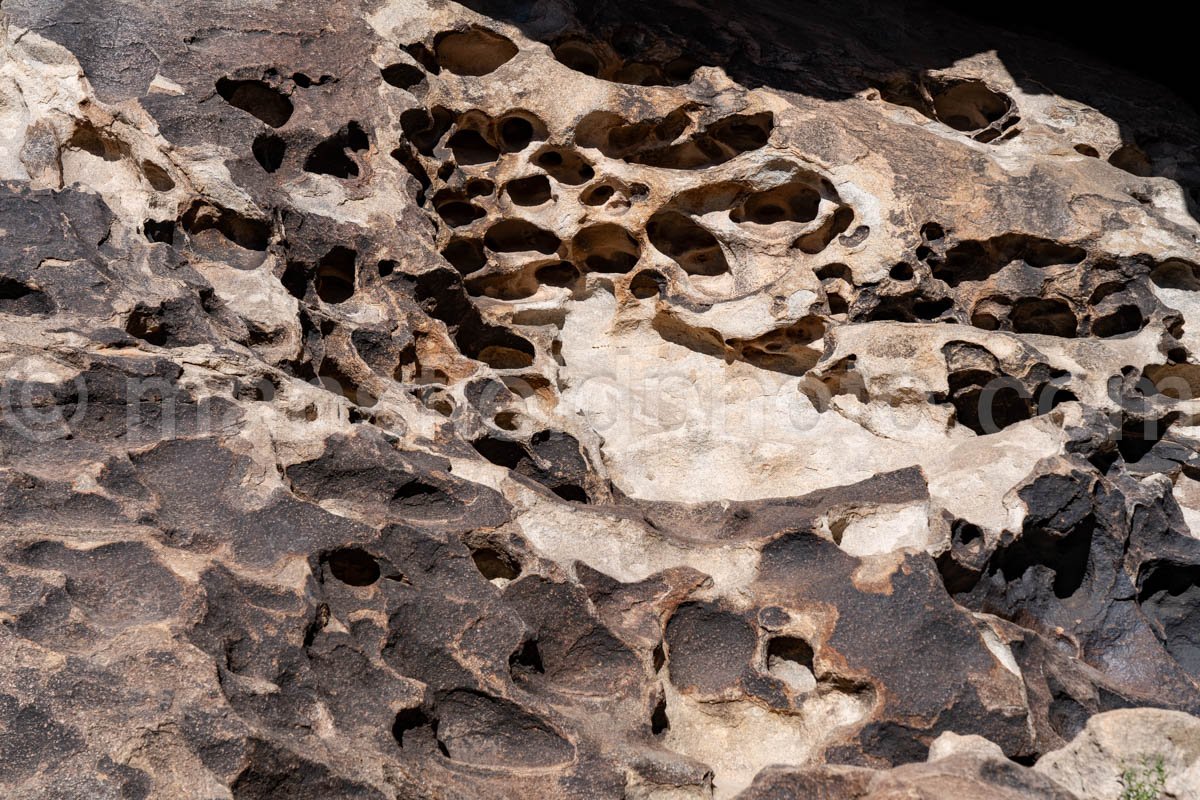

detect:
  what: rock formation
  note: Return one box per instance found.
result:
[3,0,1200,797]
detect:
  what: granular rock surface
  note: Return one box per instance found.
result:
[3,0,1200,798]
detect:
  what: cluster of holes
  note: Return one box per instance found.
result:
[470,430,591,502]
[823,225,1153,340]
[942,343,1077,435]
[646,176,849,279]
[576,107,774,170]
[881,77,1019,143]
[505,175,551,206]
[420,148,644,298]
[391,52,867,405]
[929,233,1086,288]
[550,36,700,86]
[213,72,383,181]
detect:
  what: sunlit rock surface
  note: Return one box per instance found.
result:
[3,1,1200,797]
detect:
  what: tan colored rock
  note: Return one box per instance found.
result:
[2,0,1200,798]
[1035,709,1200,800]
[927,731,1007,762]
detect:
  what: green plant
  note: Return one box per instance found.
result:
[1119,755,1167,800]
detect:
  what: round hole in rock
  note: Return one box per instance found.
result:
[494,410,521,430]
[381,63,425,90]
[392,707,438,750]
[509,639,545,681]
[142,161,175,192]
[477,345,535,369]
[125,307,168,346]
[303,122,368,179]
[646,210,728,276]
[315,247,356,303]
[630,270,664,299]
[485,219,561,254]
[971,311,1000,331]
[466,178,495,197]
[1010,298,1077,337]
[143,219,175,245]
[552,484,588,503]
[1109,144,1153,177]
[434,27,518,76]
[429,396,454,417]
[816,263,852,281]
[920,222,945,241]
[730,183,820,225]
[552,40,601,76]
[215,77,294,128]
[499,116,535,151]
[441,237,486,274]
[534,147,594,184]
[505,175,552,206]
[581,184,615,206]
[914,298,953,320]
[328,547,380,586]
[534,261,579,288]
[766,635,817,692]
[471,546,520,582]
[1074,143,1100,158]
[932,80,1010,132]
[650,695,669,734]
[890,262,914,280]
[447,129,499,165]
[1151,260,1200,291]
[434,199,485,228]
[574,223,640,273]
[1092,305,1144,338]
[252,132,286,173]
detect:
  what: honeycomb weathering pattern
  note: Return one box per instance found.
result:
[3,0,1200,797]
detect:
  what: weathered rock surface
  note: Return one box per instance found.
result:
[3,0,1200,797]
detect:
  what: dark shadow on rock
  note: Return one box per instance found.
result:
[458,0,1200,219]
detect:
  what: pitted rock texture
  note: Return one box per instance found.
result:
[3,0,1200,798]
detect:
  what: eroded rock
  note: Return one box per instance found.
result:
[2,0,1200,798]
